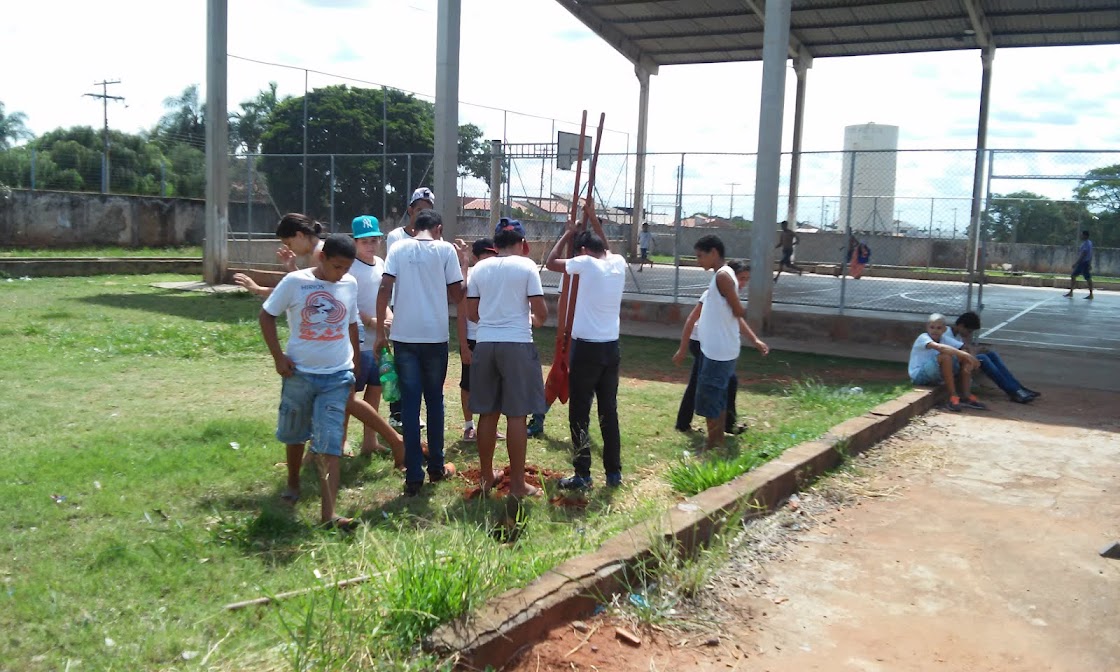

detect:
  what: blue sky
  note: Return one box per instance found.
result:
[3,0,1119,218]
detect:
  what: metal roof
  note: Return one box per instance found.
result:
[554,0,1120,69]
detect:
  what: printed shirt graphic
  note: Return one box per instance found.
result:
[263,268,358,374]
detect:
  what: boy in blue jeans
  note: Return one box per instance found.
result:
[908,313,985,412]
[260,233,361,530]
[949,312,1039,404]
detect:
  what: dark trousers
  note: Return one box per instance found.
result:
[977,351,1024,396]
[568,339,622,478]
[392,341,448,484]
[676,340,737,432]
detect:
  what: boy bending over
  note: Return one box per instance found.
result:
[908,313,986,412]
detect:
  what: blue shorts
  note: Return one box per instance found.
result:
[911,357,959,386]
[354,350,381,393]
[1072,261,1091,281]
[276,369,355,455]
[695,354,737,418]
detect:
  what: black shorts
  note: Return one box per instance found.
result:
[1072,260,1091,280]
[459,339,476,391]
[780,248,793,265]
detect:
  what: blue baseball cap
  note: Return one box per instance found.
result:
[351,215,382,238]
[494,217,526,238]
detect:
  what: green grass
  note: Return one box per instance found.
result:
[0,245,202,258]
[0,274,907,670]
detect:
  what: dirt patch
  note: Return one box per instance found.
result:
[503,391,1120,671]
[458,464,566,501]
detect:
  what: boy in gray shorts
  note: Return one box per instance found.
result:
[466,218,549,498]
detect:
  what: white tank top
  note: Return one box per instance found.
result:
[697,265,740,361]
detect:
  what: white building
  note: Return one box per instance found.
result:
[838,123,899,234]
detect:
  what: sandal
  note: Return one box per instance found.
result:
[321,516,359,532]
[279,489,300,505]
[480,468,506,494]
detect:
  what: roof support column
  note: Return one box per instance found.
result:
[434,0,462,240]
[747,0,792,334]
[630,66,651,259]
[966,45,994,311]
[786,52,812,226]
[204,0,229,285]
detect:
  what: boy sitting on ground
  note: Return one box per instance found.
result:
[259,233,363,530]
[948,311,1040,404]
[908,312,986,412]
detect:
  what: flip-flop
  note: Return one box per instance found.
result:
[480,468,507,494]
[320,516,359,532]
[508,484,541,500]
[279,489,300,505]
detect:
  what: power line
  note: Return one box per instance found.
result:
[226,53,629,137]
[84,80,125,193]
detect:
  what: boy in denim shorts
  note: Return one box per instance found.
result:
[259,233,361,530]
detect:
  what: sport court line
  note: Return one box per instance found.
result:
[978,296,1057,340]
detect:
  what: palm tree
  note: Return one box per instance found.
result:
[155,85,206,148]
[0,102,33,150]
[231,82,280,155]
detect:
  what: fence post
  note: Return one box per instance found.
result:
[672,153,684,303]
[838,151,856,313]
[30,149,36,192]
[161,160,167,197]
[927,197,934,271]
[246,157,254,271]
[489,140,502,229]
[329,154,336,233]
[101,151,108,194]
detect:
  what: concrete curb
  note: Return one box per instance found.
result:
[0,257,202,277]
[429,387,943,669]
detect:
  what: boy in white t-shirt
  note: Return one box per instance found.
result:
[545,218,628,489]
[467,218,549,499]
[456,238,500,442]
[259,234,361,530]
[692,235,748,451]
[908,313,984,412]
[376,208,467,497]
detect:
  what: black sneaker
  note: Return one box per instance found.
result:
[403,481,423,497]
[558,474,593,490]
[605,472,622,487]
[961,397,989,411]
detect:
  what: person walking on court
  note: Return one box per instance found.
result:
[637,222,655,272]
[774,220,804,282]
[1063,230,1094,300]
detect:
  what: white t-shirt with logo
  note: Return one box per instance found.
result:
[696,265,740,362]
[383,237,463,343]
[566,253,627,342]
[467,255,544,344]
[262,268,358,375]
[350,255,384,352]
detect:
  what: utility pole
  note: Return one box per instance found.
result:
[727,182,740,219]
[84,80,125,194]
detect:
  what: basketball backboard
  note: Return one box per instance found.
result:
[557,131,592,170]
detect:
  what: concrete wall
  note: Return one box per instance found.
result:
[0,189,276,248]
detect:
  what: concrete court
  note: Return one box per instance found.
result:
[542,265,1120,357]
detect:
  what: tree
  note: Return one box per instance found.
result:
[1074,164,1120,247]
[258,84,489,225]
[231,82,282,155]
[981,191,1093,246]
[154,85,206,150]
[0,102,33,150]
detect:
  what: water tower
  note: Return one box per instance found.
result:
[838,123,898,234]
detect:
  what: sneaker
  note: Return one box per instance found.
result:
[527,414,546,438]
[1021,387,1041,400]
[946,397,962,412]
[961,397,989,411]
[1010,389,1033,404]
[429,462,457,483]
[462,427,477,442]
[389,416,403,430]
[403,481,423,497]
[558,474,593,490]
[605,472,623,487]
